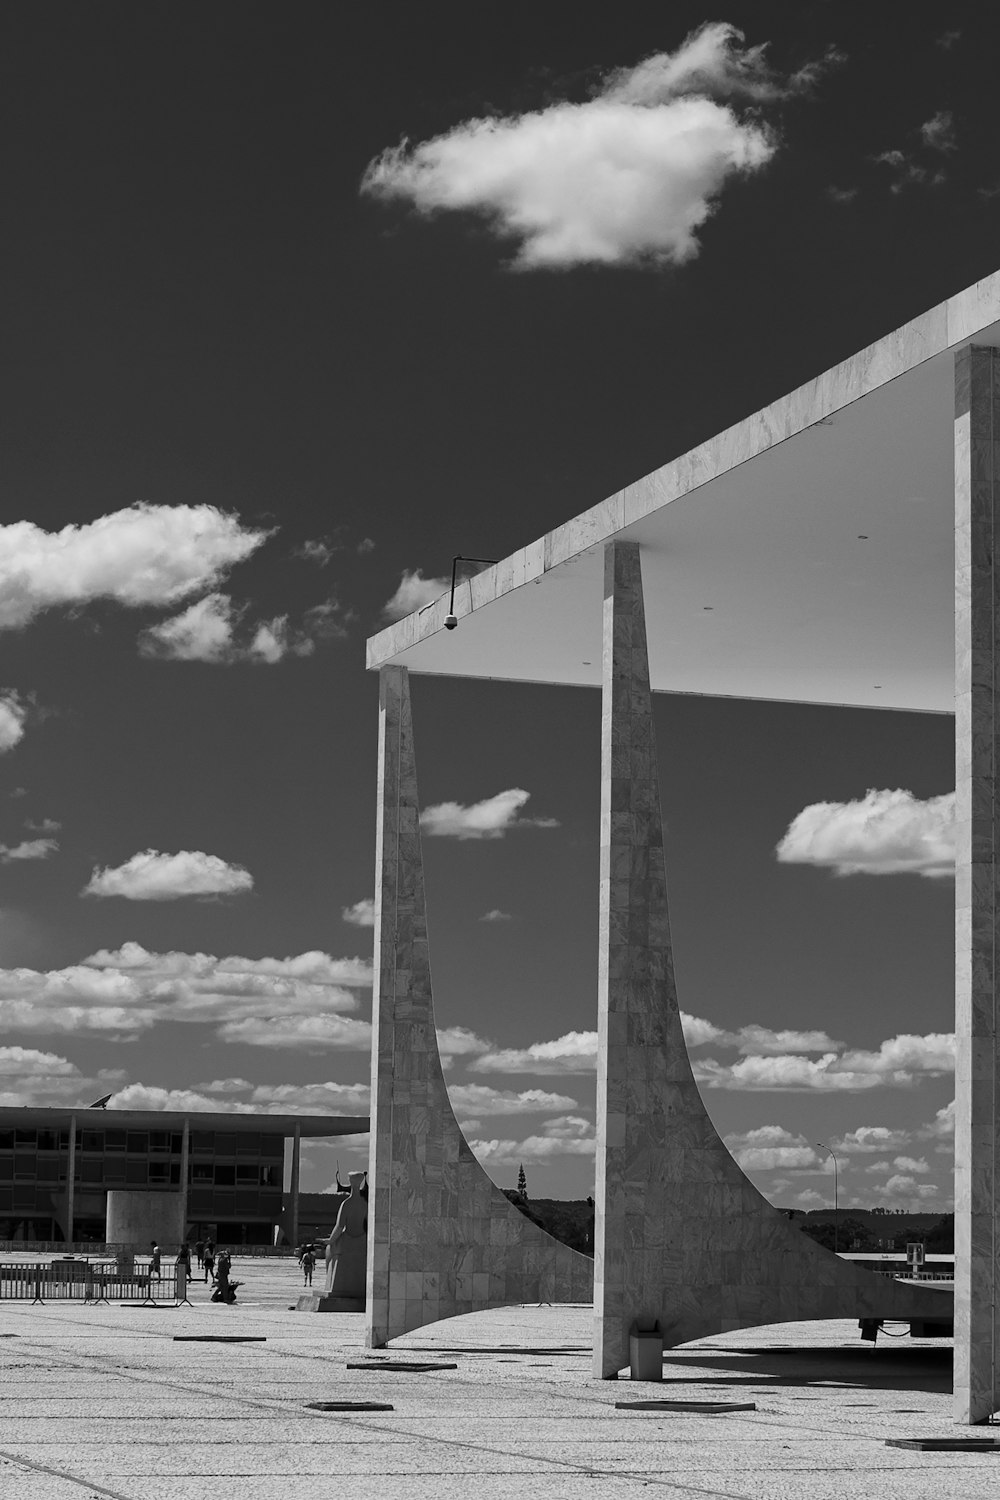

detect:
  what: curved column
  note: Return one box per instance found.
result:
[594,541,948,1377]
[366,665,593,1349]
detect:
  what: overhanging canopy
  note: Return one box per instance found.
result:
[368,271,1000,713]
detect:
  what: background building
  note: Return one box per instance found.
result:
[0,1106,369,1246]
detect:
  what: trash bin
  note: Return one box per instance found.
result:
[629,1319,663,1382]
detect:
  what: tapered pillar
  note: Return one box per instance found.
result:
[366,666,592,1348]
[954,344,1000,1425]
[594,541,944,1378]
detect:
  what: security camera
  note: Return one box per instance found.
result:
[444,613,458,630]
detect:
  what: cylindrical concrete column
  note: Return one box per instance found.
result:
[290,1123,301,1248]
[66,1114,77,1246]
[178,1119,190,1241]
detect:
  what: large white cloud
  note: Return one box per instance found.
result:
[358,23,842,270]
[448,1084,578,1119]
[696,1032,954,1091]
[342,898,375,928]
[421,788,558,840]
[0,504,268,630]
[469,1114,595,1167]
[470,1029,597,1075]
[831,1125,911,1155]
[82,849,254,901]
[0,943,372,1043]
[0,693,27,753]
[775,788,955,878]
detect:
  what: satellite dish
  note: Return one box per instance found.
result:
[88,1093,113,1109]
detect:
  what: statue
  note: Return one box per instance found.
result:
[323,1169,367,1298]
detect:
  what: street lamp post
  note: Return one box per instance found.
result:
[816,1143,840,1254]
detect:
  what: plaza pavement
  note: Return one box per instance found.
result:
[0,1252,994,1499]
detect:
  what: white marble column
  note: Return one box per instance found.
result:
[67,1113,76,1246]
[953,343,1000,1425]
[365,666,592,1349]
[290,1123,301,1250]
[593,541,942,1378]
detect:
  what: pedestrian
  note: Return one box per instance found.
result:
[202,1246,215,1284]
[300,1246,315,1286]
[149,1241,162,1281]
[204,1235,215,1264]
[194,1238,204,1269]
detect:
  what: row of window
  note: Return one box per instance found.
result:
[0,1159,281,1188]
[0,1129,285,1157]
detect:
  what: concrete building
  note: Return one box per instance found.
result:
[0,1106,369,1246]
[366,267,1000,1423]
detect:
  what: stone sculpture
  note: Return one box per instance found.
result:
[325,1170,367,1298]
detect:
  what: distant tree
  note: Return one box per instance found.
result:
[517,1163,528,1200]
[924,1215,954,1253]
[800,1216,871,1253]
[501,1188,547,1233]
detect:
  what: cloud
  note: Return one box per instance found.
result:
[193,1077,253,1095]
[342,898,375,928]
[883,1173,939,1202]
[723,1125,819,1172]
[0,693,28,754]
[480,908,512,922]
[470,1029,597,1075]
[436,1026,493,1059]
[138,591,348,664]
[0,837,57,863]
[447,1084,578,1118]
[295,538,337,566]
[0,504,267,630]
[357,537,376,555]
[683,1017,843,1054]
[920,110,956,151]
[469,1114,595,1168]
[922,1099,955,1140]
[217,1014,373,1050]
[83,848,253,901]
[0,943,371,1043]
[775,788,955,878]
[421,788,558,839]
[380,569,450,622]
[363,25,839,270]
[696,1032,954,1091]
[936,30,961,49]
[892,1155,930,1174]
[832,1125,911,1155]
[25,818,60,834]
[826,186,857,205]
[872,150,946,195]
[248,1081,371,1113]
[0,1045,79,1077]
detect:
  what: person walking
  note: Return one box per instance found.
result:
[149,1241,162,1282]
[202,1245,215,1284]
[300,1246,315,1286]
[194,1238,204,1270]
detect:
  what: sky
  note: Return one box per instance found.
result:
[0,1,993,1208]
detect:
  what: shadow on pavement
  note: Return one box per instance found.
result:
[663,1344,952,1394]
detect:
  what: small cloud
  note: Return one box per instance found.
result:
[436,1026,493,1061]
[294,538,337,567]
[0,692,27,754]
[25,817,60,834]
[217,1013,373,1050]
[883,1172,939,1203]
[470,1029,597,1075]
[723,1125,819,1172]
[775,788,954,878]
[82,849,254,902]
[480,908,513,923]
[826,185,857,205]
[357,537,376,555]
[922,1099,955,1140]
[380,568,450,622]
[920,110,956,152]
[138,592,340,664]
[893,1155,930,1174]
[342,897,375,928]
[448,1084,578,1118]
[421,788,558,840]
[832,1126,911,1155]
[935,30,961,49]
[0,837,58,863]
[193,1077,253,1095]
[468,1114,595,1167]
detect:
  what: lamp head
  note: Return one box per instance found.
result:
[444,613,458,630]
